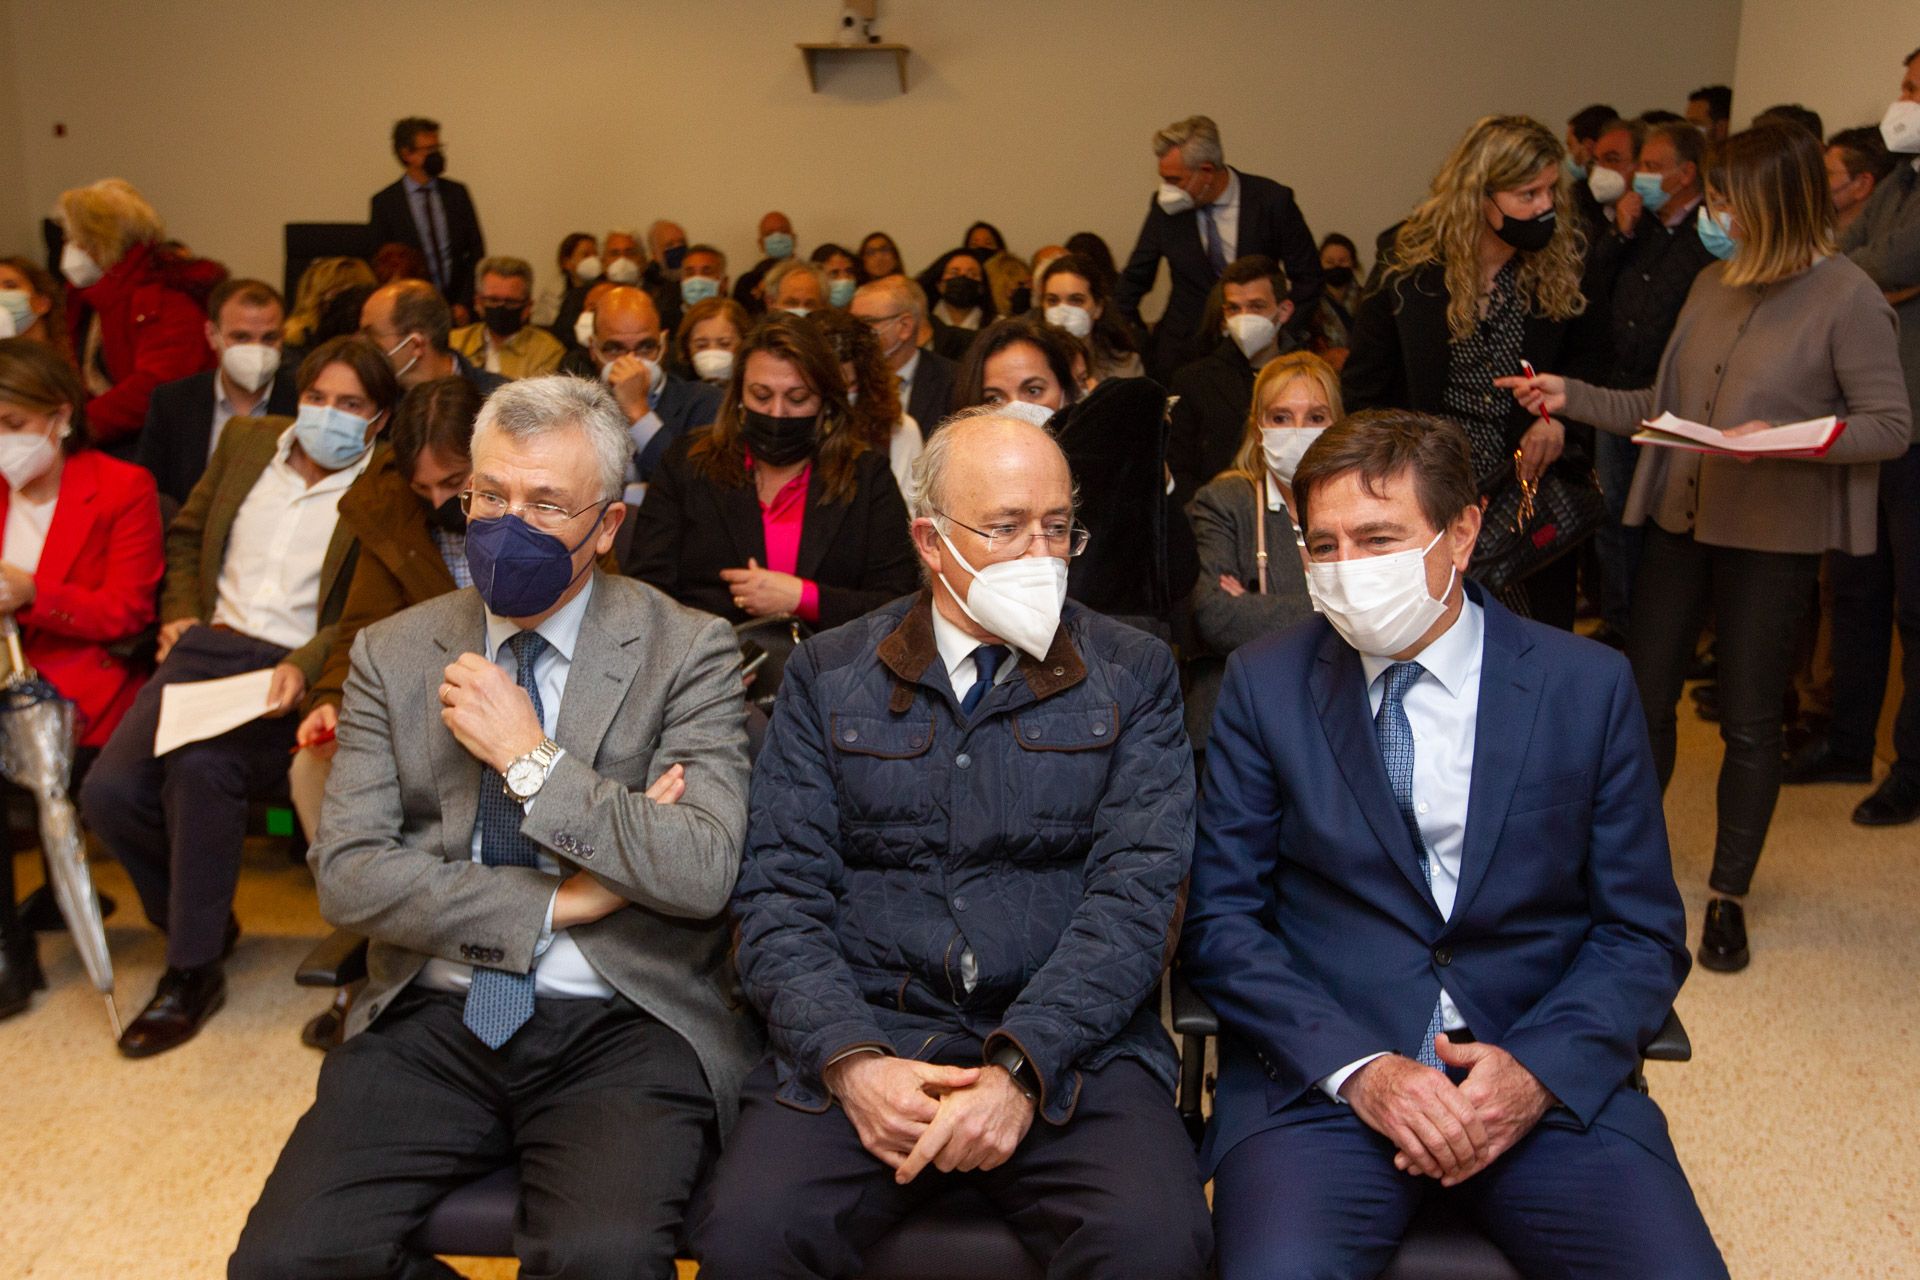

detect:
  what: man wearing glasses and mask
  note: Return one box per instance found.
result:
[690,408,1212,1279]
[568,285,720,500]
[233,376,758,1280]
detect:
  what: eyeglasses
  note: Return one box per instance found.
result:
[596,337,664,360]
[935,511,1089,558]
[859,312,908,331]
[460,490,608,534]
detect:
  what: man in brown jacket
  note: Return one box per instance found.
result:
[81,335,400,1058]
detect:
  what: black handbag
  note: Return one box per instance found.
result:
[734,615,813,715]
[1471,448,1606,593]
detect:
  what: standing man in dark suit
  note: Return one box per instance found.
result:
[369,117,486,315]
[231,376,758,1279]
[1115,115,1322,385]
[1183,411,1726,1279]
[138,278,299,506]
[851,276,958,435]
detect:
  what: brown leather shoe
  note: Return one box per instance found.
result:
[117,964,226,1058]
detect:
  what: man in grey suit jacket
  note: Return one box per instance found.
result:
[233,376,758,1280]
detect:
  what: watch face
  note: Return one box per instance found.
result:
[506,759,541,796]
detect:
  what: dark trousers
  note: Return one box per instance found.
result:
[78,626,295,968]
[1210,1097,1725,1280]
[230,988,716,1280]
[1827,444,1920,778]
[1628,525,1820,894]
[689,1053,1213,1280]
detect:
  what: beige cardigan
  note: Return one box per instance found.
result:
[1562,254,1910,556]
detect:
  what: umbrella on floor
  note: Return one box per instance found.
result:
[0,618,119,1037]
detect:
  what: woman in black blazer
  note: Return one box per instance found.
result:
[624,314,918,630]
[1341,114,1606,629]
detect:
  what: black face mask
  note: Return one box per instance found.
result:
[1007,285,1032,315]
[966,246,996,265]
[1324,265,1356,289]
[663,245,687,272]
[481,305,526,339]
[941,277,985,311]
[422,149,447,179]
[426,493,467,534]
[1492,209,1557,253]
[742,408,819,467]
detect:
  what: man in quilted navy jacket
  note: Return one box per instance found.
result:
[691,410,1212,1278]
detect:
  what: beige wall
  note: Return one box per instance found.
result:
[0,2,32,258]
[1733,0,1914,141]
[4,0,1739,302]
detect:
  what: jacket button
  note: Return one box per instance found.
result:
[1051,666,1065,676]
[1091,721,1107,736]
[955,753,971,769]
[579,846,593,859]
[1026,726,1041,739]
[1434,947,1453,967]
[367,1002,380,1018]
[841,729,858,743]
[953,896,968,911]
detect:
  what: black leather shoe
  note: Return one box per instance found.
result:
[1853,773,1920,827]
[20,883,117,932]
[1783,739,1874,785]
[1697,898,1749,973]
[0,929,45,1020]
[117,964,226,1058]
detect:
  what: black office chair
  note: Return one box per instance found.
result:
[1172,970,1692,1280]
[282,223,378,302]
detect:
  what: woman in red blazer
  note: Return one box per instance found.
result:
[0,337,164,1018]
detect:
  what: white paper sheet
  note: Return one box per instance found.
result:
[153,668,276,756]
[1634,411,1844,456]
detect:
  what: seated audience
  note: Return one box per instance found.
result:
[0,256,74,364]
[924,249,995,360]
[1561,102,1619,183]
[1501,122,1911,968]
[1309,232,1362,362]
[367,116,485,311]
[815,306,923,490]
[984,250,1033,318]
[370,242,430,285]
[1036,252,1141,383]
[1168,255,1297,506]
[962,219,1008,256]
[231,375,757,1280]
[548,230,628,353]
[360,279,508,398]
[578,286,722,499]
[764,257,829,317]
[282,256,376,357]
[1184,351,1336,747]
[138,278,298,506]
[533,231,597,326]
[449,256,566,379]
[676,296,751,386]
[858,230,904,281]
[1689,83,1734,142]
[78,336,401,1057]
[0,339,164,1019]
[809,243,861,309]
[690,408,1211,1280]
[1183,410,1728,1280]
[1826,124,1899,234]
[734,211,798,315]
[1028,243,1069,299]
[1755,103,1824,140]
[1583,116,1642,235]
[625,314,918,629]
[676,243,731,317]
[1063,232,1119,294]
[57,178,223,459]
[600,228,646,287]
[644,218,691,331]
[850,275,959,437]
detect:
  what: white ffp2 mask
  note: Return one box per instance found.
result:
[1305,527,1455,658]
[935,528,1068,662]
[1260,426,1325,486]
[1226,313,1278,360]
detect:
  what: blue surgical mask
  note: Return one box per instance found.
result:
[1631,172,1670,213]
[828,277,857,308]
[680,276,720,306]
[1696,206,1737,260]
[763,232,795,261]
[1565,159,1588,183]
[0,290,34,333]
[292,402,376,470]
[466,506,608,618]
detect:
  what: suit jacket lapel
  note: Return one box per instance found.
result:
[1453,598,1541,922]
[1309,628,1439,912]
[429,592,488,861]
[712,477,763,568]
[554,574,642,767]
[30,455,98,588]
[795,465,851,581]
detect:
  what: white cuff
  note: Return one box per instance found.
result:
[1320,1051,1391,1103]
[535,888,558,958]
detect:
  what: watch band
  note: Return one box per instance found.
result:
[987,1043,1040,1101]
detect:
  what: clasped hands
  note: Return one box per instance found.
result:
[824,1052,1037,1185]
[1341,1037,1555,1186]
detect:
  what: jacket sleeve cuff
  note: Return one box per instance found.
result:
[984,1024,1080,1126]
[795,581,820,624]
[1319,1052,1391,1103]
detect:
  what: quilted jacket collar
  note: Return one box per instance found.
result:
[878,590,1086,714]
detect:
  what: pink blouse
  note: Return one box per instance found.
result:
[756,460,819,623]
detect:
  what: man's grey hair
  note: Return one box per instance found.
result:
[857,274,920,321]
[1152,114,1225,168]
[901,279,931,325]
[474,255,534,293]
[903,406,1075,523]
[472,375,629,502]
[764,257,829,304]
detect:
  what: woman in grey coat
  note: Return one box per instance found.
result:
[1184,352,1339,747]
[1504,122,1912,974]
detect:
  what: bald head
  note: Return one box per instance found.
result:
[590,286,665,366]
[758,210,793,238]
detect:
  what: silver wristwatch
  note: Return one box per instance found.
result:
[504,737,562,801]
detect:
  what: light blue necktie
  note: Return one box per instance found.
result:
[1199,204,1229,278]
[1376,661,1448,1070]
[461,630,547,1049]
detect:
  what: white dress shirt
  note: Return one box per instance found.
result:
[210,373,265,459]
[1320,598,1485,1100]
[896,347,923,409]
[416,577,615,1000]
[621,376,670,505]
[210,427,372,650]
[1198,169,1243,263]
[3,490,57,575]
[889,415,925,495]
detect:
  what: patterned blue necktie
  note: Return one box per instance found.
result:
[1375,661,1448,1070]
[960,644,1008,717]
[462,630,548,1049]
[1199,204,1229,278]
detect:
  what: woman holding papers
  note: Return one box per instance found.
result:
[1500,121,1911,975]
[0,338,164,1018]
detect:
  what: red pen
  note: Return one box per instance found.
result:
[1519,360,1553,426]
[291,725,336,755]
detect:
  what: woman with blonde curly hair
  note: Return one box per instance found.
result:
[282,256,376,352]
[1342,114,1599,626]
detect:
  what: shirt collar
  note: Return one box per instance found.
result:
[484,572,594,665]
[406,174,436,194]
[929,594,987,683]
[1359,594,1484,700]
[898,347,922,385]
[1212,168,1241,212]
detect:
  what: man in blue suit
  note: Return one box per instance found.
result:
[1183,410,1725,1279]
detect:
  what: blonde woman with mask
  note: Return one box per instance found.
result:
[1343,114,1600,628]
[1185,351,1338,747]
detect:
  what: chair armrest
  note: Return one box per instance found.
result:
[1171,968,1220,1037]
[296,929,370,988]
[1643,1008,1691,1063]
